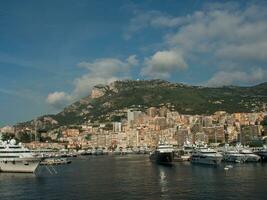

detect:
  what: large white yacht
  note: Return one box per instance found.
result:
[254,145,267,162]
[239,149,260,162]
[191,147,223,165]
[0,139,42,173]
[149,143,174,165]
[223,150,247,163]
[221,144,247,163]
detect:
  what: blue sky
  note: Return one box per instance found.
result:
[0,0,267,126]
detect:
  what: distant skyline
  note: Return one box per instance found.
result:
[1,0,267,126]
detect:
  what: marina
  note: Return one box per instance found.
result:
[1,155,267,200]
[2,138,267,174]
[1,139,267,200]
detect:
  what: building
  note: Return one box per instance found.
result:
[62,129,80,138]
[113,122,122,132]
[127,109,142,127]
[240,125,262,144]
[203,126,225,143]
[147,107,158,117]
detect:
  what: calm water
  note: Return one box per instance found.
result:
[1,155,267,200]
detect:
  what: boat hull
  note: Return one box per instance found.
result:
[243,154,260,162]
[0,158,41,173]
[150,152,174,165]
[254,151,267,162]
[191,156,222,165]
[223,155,247,163]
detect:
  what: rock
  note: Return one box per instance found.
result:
[91,85,107,99]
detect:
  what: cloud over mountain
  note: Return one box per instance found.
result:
[141,50,187,79]
[47,1,267,109]
[205,68,267,87]
[128,2,267,86]
[46,55,138,109]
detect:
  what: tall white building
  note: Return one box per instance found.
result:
[127,109,142,126]
[113,122,122,132]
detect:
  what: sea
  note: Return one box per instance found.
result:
[1,155,267,200]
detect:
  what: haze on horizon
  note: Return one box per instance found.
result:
[0,0,267,126]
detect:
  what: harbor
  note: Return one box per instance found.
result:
[2,138,267,173]
[1,138,267,199]
[1,155,267,200]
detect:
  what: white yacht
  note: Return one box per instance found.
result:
[149,143,174,165]
[254,145,267,162]
[182,143,195,161]
[221,144,247,163]
[223,150,247,163]
[239,149,260,162]
[0,139,42,173]
[191,147,223,165]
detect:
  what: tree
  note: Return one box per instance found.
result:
[18,132,32,143]
[85,134,92,141]
[1,133,15,141]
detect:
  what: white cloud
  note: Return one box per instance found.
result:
[46,55,138,108]
[46,92,72,109]
[215,42,267,62]
[141,50,187,79]
[126,55,139,66]
[166,3,267,65]
[123,10,193,39]
[129,2,267,85]
[150,15,187,28]
[123,11,158,39]
[78,58,130,77]
[124,9,206,39]
[205,68,267,87]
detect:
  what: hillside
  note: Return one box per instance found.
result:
[48,80,266,125]
[17,79,267,127]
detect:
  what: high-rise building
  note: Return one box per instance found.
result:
[127,109,142,126]
[113,122,122,132]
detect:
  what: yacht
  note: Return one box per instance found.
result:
[149,143,174,165]
[191,147,223,165]
[0,139,42,173]
[239,149,260,162]
[254,146,267,162]
[182,143,195,161]
[223,150,247,163]
[221,144,247,163]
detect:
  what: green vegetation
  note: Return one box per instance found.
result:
[0,132,35,143]
[85,134,92,141]
[21,80,267,126]
[0,133,15,141]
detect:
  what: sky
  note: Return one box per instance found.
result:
[0,0,267,126]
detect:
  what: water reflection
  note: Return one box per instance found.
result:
[157,166,171,200]
[1,156,267,200]
[0,172,36,179]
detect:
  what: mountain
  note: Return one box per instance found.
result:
[17,79,267,128]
